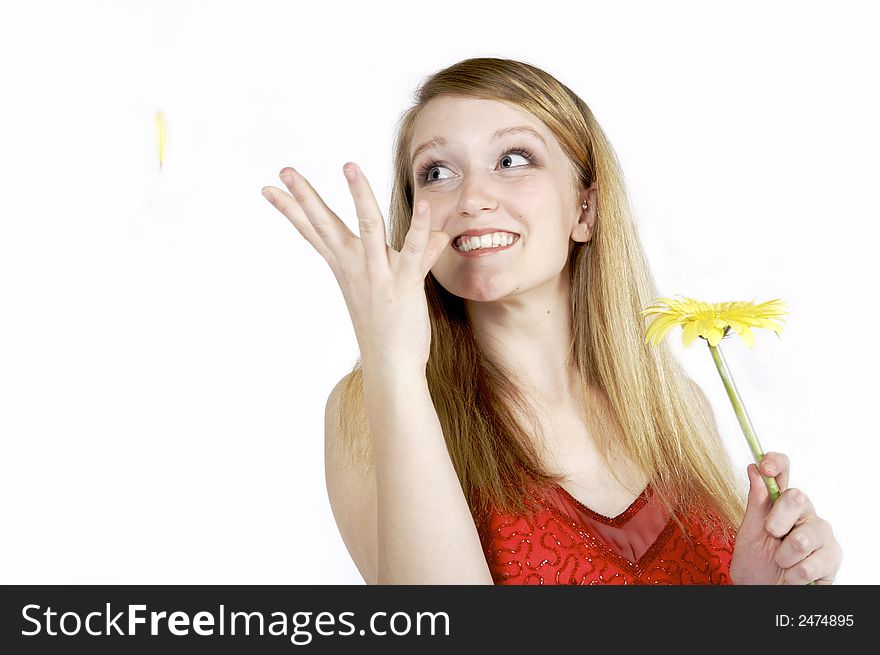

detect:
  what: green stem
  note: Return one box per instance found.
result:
[708,340,780,501]
[707,339,817,585]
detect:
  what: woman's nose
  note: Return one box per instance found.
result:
[455,170,499,217]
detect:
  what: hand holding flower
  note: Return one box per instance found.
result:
[641,295,844,584]
[730,452,842,584]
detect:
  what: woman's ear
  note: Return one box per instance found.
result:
[571,182,598,243]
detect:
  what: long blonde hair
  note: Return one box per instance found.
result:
[336,57,746,546]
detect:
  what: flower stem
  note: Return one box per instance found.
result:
[707,341,780,502]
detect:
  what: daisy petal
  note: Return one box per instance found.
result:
[739,326,756,348]
[682,320,700,347]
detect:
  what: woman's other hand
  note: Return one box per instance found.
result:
[730,451,843,584]
[262,164,450,373]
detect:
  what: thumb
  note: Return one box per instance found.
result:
[421,230,452,278]
[743,463,773,523]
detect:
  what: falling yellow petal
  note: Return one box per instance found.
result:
[156,111,167,171]
[641,295,789,349]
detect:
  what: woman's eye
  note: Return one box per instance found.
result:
[425,165,452,182]
[499,152,530,169]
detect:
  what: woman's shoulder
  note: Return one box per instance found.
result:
[324,371,378,584]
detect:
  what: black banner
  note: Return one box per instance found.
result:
[1,585,873,652]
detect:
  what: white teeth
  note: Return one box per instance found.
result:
[455,231,517,252]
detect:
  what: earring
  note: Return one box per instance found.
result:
[582,201,588,210]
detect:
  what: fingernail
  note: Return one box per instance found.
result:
[262,189,273,203]
[343,165,356,182]
[762,461,776,474]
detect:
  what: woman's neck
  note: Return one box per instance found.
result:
[466,270,580,406]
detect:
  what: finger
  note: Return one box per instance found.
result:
[763,487,815,539]
[421,229,452,280]
[343,163,390,277]
[782,541,840,585]
[745,463,774,516]
[759,451,790,492]
[773,519,831,569]
[262,184,339,269]
[278,167,357,254]
[396,200,433,280]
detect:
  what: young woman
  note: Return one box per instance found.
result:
[261,57,842,585]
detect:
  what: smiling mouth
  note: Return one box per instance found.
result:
[453,232,520,253]
[452,233,520,256]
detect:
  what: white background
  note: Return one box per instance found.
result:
[1,0,875,584]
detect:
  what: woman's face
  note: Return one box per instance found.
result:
[410,95,594,302]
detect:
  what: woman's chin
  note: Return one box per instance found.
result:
[431,268,521,302]
[452,281,520,303]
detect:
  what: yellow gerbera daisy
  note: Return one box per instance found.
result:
[641,295,789,348]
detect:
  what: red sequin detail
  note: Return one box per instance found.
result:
[479,483,735,585]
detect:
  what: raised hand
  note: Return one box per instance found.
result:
[261,164,451,373]
[729,452,843,584]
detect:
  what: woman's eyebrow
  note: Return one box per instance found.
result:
[410,125,547,165]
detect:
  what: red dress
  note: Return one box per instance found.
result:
[479,482,735,585]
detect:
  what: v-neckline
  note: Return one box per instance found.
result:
[545,483,677,572]
[555,483,652,527]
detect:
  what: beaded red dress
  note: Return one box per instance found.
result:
[479,482,736,585]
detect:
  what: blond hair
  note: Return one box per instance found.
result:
[336,57,746,547]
